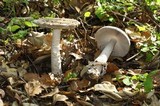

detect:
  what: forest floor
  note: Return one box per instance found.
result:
[0,0,160,106]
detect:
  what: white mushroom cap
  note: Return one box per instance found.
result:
[95,26,130,57]
[34,18,80,29]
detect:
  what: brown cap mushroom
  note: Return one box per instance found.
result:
[34,18,80,75]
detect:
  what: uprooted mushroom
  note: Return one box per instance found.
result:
[81,26,131,79]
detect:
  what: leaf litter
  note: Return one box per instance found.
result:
[0,29,160,106]
[0,1,160,105]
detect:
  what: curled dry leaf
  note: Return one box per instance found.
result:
[101,74,113,83]
[122,87,139,97]
[27,31,45,47]
[0,89,5,106]
[40,87,59,98]
[23,73,56,87]
[76,99,94,106]
[0,62,27,78]
[6,86,23,103]
[22,103,39,106]
[93,81,122,101]
[53,94,68,104]
[24,80,43,96]
[0,89,5,98]
[70,53,82,60]
[70,79,91,91]
[143,95,160,106]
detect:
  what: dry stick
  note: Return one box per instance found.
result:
[111,11,143,25]
[126,0,160,28]
[78,17,87,46]
[26,55,39,74]
[126,52,140,61]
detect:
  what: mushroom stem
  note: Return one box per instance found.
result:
[51,29,62,74]
[95,39,117,63]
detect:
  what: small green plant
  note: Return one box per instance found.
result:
[0,17,37,40]
[119,70,159,93]
[63,72,78,82]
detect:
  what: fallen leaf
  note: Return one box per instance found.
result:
[101,74,113,83]
[76,78,91,90]
[27,31,44,47]
[24,80,43,96]
[106,63,119,73]
[70,53,82,60]
[22,103,39,106]
[40,87,59,98]
[53,94,68,104]
[23,73,40,82]
[24,73,56,86]
[0,89,5,98]
[94,81,122,101]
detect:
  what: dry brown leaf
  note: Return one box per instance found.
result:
[0,89,5,98]
[24,73,56,86]
[6,86,23,103]
[0,62,27,78]
[125,27,147,42]
[40,87,59,98]
[76,79,91,90]
[94,81,122,101]
[24,80,43,96]
[70,53,82,60]
[106,63,119,73]
[27,31,44,47]
[76,99,94,106]
[101,74,113,83]
[44,33,52,46]
[53,94,68,104]
[23,73,40,82]
[40,74,57,86]
[153,71,160,86]
[59,91,76,98]
[22,103,39,106]
[141,31,151,39]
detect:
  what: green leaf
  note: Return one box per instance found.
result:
[146,52,153,62]
[24,21,37,27]
[109,17,114,22]
[0,17,5,22]
[141,46,149,52]
[84,12,91,18]
[149,70,160,77]
[63,72,78,82]
[123,76,132,86]
[12,30,28,40]
[135,24,147,31]
[9,25,20,32]
[95,7,107,21]
[131,75,139,80]
[143,75,153,93]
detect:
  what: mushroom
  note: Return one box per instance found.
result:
[81,26,130,79]
[34,18,80,75]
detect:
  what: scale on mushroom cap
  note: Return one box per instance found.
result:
[81,26,131,79]
[34,18,80,75]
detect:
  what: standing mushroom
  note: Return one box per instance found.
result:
[34,18,80,75]
[81,26,130,79]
